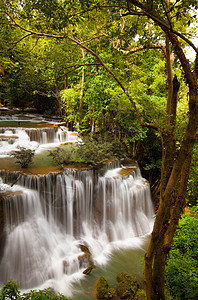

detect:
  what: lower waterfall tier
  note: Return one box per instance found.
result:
[0,162,154,297]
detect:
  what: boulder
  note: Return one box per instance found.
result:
[95,276,117,299]
[78,243,94,268]
[83,264,96,275]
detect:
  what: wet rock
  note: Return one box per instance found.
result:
[95,276,117,299]
[79,244,91,254]
[63,260,69,273]
[78,243,95,273]
[116,272,140,299]
[83,264,96,275]
[78,244,93,265]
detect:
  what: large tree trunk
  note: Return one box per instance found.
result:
[68,27,197,300]
[144,83,197,299]
[144,30,181,299]
[67,20,197,299]
[124,1,198,298]
[3,4,197,299]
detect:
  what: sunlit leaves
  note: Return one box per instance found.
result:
[166,211,198,299]
[61,87,81,123]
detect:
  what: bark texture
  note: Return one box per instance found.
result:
[4,2,198,298]
[127,1,198,299]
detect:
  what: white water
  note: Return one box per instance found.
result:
[0,113,154,298]
[0,164,154,298]
[0,126,80,157]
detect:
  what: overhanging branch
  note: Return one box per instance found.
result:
[39,63,101,84]
[3,11,158,131]
[127,0,198,54]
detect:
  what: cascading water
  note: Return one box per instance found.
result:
[0,112,154,299]
[0,113,79,158]
[0,162,154,298]
[0,127,79,157]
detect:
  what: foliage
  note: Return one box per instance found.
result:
[73,136,125,168]
[116,272,140,299]
[1,1,198,299]
[22,288,67,299]
[0,10,80,112]
[10,146,35,168]
[61,88,81,124]
[166,210,198,299]
[186,142,198,206]
[0,280,68,299]
[96,273,146,299]
[0,279,20,300]
[48,146,73,166]
[49,136,127,168]
[134,130,162,184]
[95,277,116,299]
[135,289,147,299]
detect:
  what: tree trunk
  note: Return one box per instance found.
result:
[144,83,197,299]
[68,19,197,299]
[2,6,197,300]
[79,48,85,126]
[124,2,198,298]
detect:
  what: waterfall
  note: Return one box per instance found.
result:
[0,126,79,157]
[0,163,154,294]
[25,127,59,144]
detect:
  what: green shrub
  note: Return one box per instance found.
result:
[10,146,35,168]
[22,288,67,299]
[49,136,127,169]
[116,272,140,299]
[73,137,114,168]
[0,279,20,299]
[0,281,68,300]
[166,210,198,299]
[135,289,147,299]
[96,277,116,299]
[48,146,73,166]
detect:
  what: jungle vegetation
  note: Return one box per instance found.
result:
[0,1,197,299]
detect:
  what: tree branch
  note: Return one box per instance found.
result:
[5,12,65,39]
[116,42,166,55]
[39,63,101,84]
[193,53,198,81]
[3,11,158,130]
[101,31,166,56]
[0,33,33,52]
[160,0,173,31]
[128,0,198,53]
[79,34,106,44]
[67,35,158,130]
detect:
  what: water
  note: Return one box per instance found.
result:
[0,113,154,299]
[0,113,79,158]
[0,165,154,298]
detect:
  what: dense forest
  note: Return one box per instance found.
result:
[0,0,197,299]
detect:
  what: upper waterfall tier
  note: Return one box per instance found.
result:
[0,112,80,157]
[0,126,79,157]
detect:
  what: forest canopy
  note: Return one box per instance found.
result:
[0,1,197,299]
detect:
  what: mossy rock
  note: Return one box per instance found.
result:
[116,272,140,299]
[83,263,96,275]
[135,289,146,299]
[96,276,116,299]
[78,243,94,268]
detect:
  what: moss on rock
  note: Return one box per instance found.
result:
[96,276,116,299]
[116,272,140,299]
[83,263,96,275]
